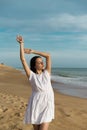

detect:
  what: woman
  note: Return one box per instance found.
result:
[16,35,55,130]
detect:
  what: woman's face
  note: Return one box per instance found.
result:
[35,58,44,71]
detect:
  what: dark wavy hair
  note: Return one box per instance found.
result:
[30,56,41,73]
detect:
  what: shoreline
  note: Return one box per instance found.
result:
[0,64,87,130]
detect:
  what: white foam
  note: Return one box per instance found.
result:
[51,75,87,88]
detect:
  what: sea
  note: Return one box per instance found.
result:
[51,68,87,99]
[17,67,87,99]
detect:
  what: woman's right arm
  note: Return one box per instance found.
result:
[16,36,30,78]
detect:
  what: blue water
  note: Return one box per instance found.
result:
[51,68,87,98]
[51,68,87,87]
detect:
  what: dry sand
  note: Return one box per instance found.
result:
[0,64,87,130]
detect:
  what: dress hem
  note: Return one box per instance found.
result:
[23,118,54,125]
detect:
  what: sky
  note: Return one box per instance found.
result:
[0,0,87,68]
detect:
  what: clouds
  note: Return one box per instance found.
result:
[0,0,87,68]
[1,13,87,34]
[38,13,87,32]
[1,13,87,50]
[41,13,87,32]
[1,0,87,33]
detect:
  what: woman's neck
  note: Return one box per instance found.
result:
[36,70,42,74]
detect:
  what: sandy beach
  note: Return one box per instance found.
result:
[0,64,87,130]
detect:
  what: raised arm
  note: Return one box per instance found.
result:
[24,48,51,74]
[16,36,30,78]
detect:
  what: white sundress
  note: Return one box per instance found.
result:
[23,70,55,124]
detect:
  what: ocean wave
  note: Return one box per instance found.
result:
[51,75,87,87]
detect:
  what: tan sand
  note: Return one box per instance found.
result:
[0,64,87,130]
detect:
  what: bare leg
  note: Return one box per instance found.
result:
[39,122,50,130]
[33,124,40,130]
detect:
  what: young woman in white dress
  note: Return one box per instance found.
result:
[16,35,55,130]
